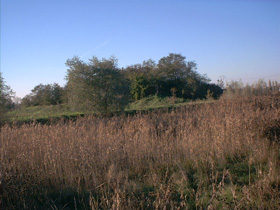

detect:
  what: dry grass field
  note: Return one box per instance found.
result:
[1,96,280,209]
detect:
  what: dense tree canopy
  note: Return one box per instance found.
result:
[66,56,130,113]
[123,53,220,100]
[20,53,224,112]
[21,83,64,106]
[123,60,157,100]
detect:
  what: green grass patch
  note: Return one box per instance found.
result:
[6,104,85,124]
[6,96,213,124]
[126,95,212,111]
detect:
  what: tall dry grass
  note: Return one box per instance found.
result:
[1,96,280,209]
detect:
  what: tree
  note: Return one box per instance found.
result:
[21,94,33,107]
[123,53,222,100]
[157,53,190,81]
[156,53,210,98]
[21,83,64,107]
[66,56,130,113]
[130,75,150,100]
[123,60,158,101]
[50,83,64,105]
[0,72,14,120]
[31,84,51,105]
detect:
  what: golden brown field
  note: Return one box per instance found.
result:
[1,96,280,209]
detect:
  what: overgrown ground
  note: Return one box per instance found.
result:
[1,96,280,209]
[126,95,213,111]
[6,95,202,124]
[6,104,83,123]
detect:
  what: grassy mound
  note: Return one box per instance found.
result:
[5,96,212,124]
[6,104,84,124]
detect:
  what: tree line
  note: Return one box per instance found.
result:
[21,53,224,113]
[223,79,280,98]
[2,53,278,115]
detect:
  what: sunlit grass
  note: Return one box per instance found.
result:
[7,96,212,123]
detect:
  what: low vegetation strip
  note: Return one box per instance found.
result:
[1,96,280,209]
[126,95,214,111]
[6,96,212,125]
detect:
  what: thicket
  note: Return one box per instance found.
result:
[122,53,223,101]
[1,96,279,209]
[20,53,223,113]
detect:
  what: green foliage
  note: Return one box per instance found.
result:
[130,75,150,100]
[66,56,130,113]
[22,83,64,106]
[6,104,88,126]
[7,104,78,122]
[0,72,14,122]
[123,53,222,101]
[123,59,158,99]
[17,53,222,116]
[156,53,210,98]
[13,53,224,118]
[126,95,210,111]
[7,96,213,124]
[126,95,178,111]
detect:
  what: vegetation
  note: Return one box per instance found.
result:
[6,104,84,124]
[223,79,280,98]
[1,96,280,209]
[65,56,130,114]
[0,72,14,123]
[126,95,212,111]
[1,54,280,209]
[21,83,65,107]
[17,53,223,115]
[6,95,213,124]
[123,53,223,101]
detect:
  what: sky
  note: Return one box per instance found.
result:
[1,0,280,98]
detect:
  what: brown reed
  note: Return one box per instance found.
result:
[1,96,279,209]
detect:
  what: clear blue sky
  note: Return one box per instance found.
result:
[1,0,280,98]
